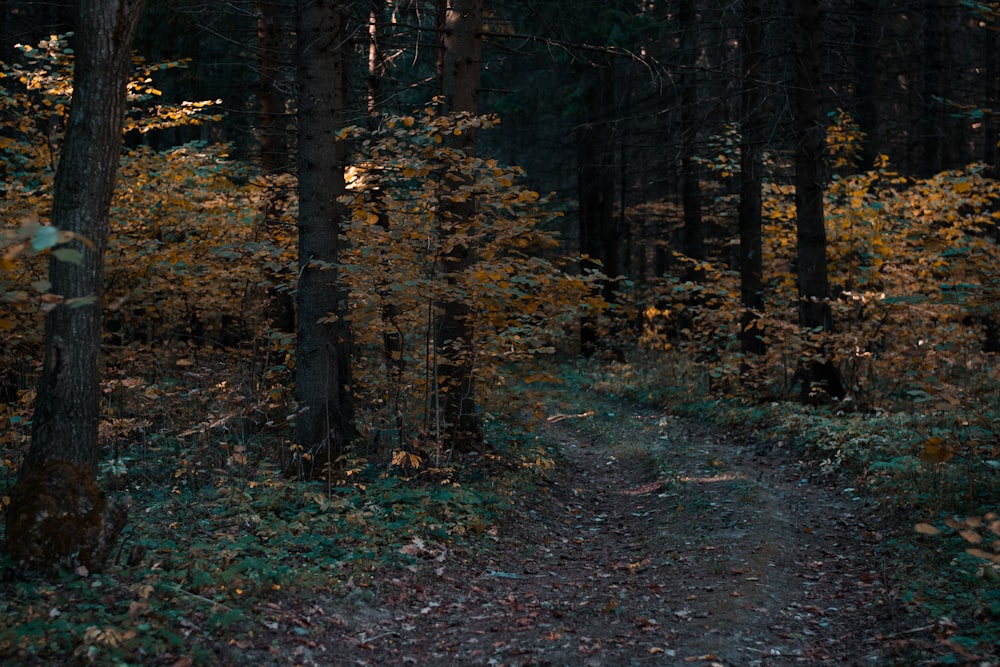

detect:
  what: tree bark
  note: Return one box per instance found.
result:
[367,0,386,118]
[739,0,766,356]
[294,0,355,476]
[791,0,844,400]
[922,0,947,175]
[434,0,484,452]
[257,0,290,174]
[5,0,143,572]
[577,65,618,357]
[791,0,832,332]
[854,0,881,168]
[678,0,704,279]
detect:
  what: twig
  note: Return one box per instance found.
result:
[160,582,235,613]
[868,623,937,641]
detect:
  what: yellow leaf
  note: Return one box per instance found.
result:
[914,523,941,535]
[918,437,953,464]
[959,529,982,544]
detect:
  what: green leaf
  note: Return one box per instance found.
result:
[30,225,58,251]
[52,247,84,264]
[67,296,97,308]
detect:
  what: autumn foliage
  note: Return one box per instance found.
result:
[0,39,602,479]
[641,112,1000,416]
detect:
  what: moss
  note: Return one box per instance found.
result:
[4,460,129,572]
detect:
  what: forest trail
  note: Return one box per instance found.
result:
[247,400,904,666]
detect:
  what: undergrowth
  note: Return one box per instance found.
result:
[0,348,552,666]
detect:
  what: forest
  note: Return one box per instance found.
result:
[1,0,999,664]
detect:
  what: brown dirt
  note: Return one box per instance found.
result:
[240,402,911,666]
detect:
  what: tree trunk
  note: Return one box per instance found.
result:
[739,0,766,357]
[922,0,946,175]
[294,0,355,476]
[679,0,704,279]
[984,9,999,180]
[435,0,484,452]
[5,0,143,573]
[257,0,290,174]
[791,0,831,332]
[577,65,618,357]
[854,0,881,168]
[367,0,386,118]
[791,0,843,400]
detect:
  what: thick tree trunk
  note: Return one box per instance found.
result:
[294,0,355,476]
[435,0,484,452]
[739,0,766,357]
[5,0,143,573]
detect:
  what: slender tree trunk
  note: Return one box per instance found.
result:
[854,0,881,168]
[257,0,289,174]
[363,0,404,450]
[577,65,618,356]
[739,0,766,357]
[791,0,843,400]
[984,11,999,180]
[678,0,704,278]
[294,0,355,476]
[367,0,386,117]
[791,0,831,332]
[921,0,957,175]
[5,0,143,573]
[435,0,484,452]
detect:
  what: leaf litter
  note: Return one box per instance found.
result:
[237,400,908,666]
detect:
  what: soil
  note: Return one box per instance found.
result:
[239,400,915,666]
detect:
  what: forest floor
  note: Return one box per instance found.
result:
[237,395,923,667]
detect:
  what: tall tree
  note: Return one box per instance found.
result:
[678,0,704,277]
[791,0,831,332]
[791,0,842,398]
[853,0,882,168]
[576,60,619,356]
[4,0,144,572]
[294,0,355,475]
[985,8,1000,180]
[435,0,484,451]
[739,0,766,357]
[257,0,291,174]
[367,0,387,117]
[922,0,948,175]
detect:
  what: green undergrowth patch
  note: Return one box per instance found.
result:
[571,355,1000,514]
[0,435,528,665]
[890,527,1000,663]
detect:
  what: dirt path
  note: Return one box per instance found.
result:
[248,402,904,666]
